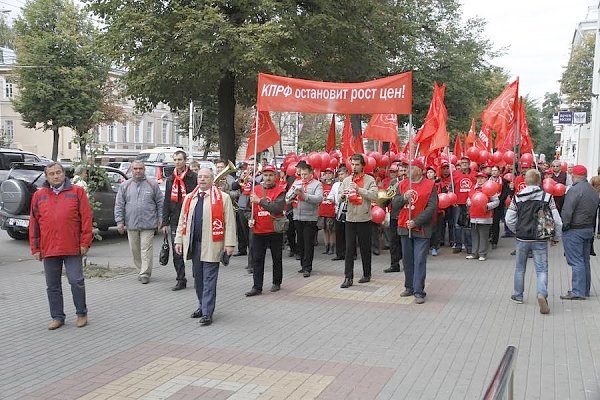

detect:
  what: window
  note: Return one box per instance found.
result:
[122,123,129,142]
[146,122,154,143]
[162,121,169,144]
[134,121,141,143]
[108,123,115,142]
[5,80,13,99]
[3,120,13,143]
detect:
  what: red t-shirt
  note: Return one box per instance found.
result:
[452,170,476,205]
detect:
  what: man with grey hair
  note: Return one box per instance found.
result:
[115,160,163,284]
[505,169,562,314]
[560,165,599,300]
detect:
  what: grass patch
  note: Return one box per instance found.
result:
[83,258,137,279]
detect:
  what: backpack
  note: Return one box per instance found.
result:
[514,189,555,240]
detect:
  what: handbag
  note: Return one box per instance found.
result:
[159,233,170,266]
[272,215,289,233]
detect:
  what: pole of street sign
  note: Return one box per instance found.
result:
[188,100,194,161]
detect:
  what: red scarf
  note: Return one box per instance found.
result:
[181,186,225,242]
[170,168,188,203]
[291,178,312,208]
[349,173,365,205]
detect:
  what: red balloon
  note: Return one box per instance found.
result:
[553,183,566,196]
[371,206,386,224]
[520,152,533,164]
[320,152,331,169]
[560,162,568,172]
[329,158,339,169]
[542,179,555,193]
[470,161,479,171]
[503,151,515,164]
[286,162,298,176]
[379,155,390,168]
[447,192,458,205]
[482,180,498,197]
[371,152,382,163]
[542,178,555,187]
[438,193,451,209]
[479,150,490,164]
[365,156,377,173]
[308,153,321,169]
[450,155,458,165]
[471,191,488,211]
[466,146,480,162]
[503,173,514,182]
[490,151,503,165]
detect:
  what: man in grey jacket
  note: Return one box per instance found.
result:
[286,163,323,277]
[559,165,599,300]
[505,169,562,313]
[115,161,163,284]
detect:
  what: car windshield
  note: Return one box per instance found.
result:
[8,168,46,187]
[145,166,158,179]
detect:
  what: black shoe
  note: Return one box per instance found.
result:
[199,316,212,326]
[322,244,330,254]
[190,309,202,318]
[340,278,353,288]
[298,268,304,273]
[452,247,461,254]
[399,289,414,297]
[358,276,371,283]
[384,266,400,273]
[172,281,186,291]
[303,271,311,278]
[331,256,345,261]
[270,284,281,292]
[245,288,262,297]
[560,293,586,300]
[510,250,516,256]
[233,251,247,257]
[372,249,380,255]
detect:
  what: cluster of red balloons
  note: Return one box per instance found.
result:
[437,192,458,209]
[464,146,516,166]
[542,178,567,196]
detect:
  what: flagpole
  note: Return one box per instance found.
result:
[448,145,455,193]
[408,114,413,239]
[251,109,260,221]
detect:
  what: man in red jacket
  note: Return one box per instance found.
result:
[29,162,93,330]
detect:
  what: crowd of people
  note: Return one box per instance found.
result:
[29,151,600,330]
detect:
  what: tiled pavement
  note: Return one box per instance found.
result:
[1,231,600,399]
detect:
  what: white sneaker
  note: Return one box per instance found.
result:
[478,256,486,261]
[465,254,476,259]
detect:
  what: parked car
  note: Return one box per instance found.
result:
[125,162,174,195]
[106,161,131,175]
[0,148,40,186]
[0,163,127,240]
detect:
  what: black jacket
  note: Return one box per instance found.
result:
[162,170,198,227]
[561,179,599,231]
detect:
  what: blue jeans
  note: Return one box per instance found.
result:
[513,240,548,298]
[563,228,594,297]
[400,236,429,298]
[43,256,87,321]
[191,246,220,318]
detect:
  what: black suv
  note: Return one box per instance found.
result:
[0,163,127,240]
[0,148,41,185]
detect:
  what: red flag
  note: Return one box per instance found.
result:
[340,115,354,163]
[414,82,449,156]
[326,115,336,152]
[482,78,519,148]
[465,118,476,147]
[477,124,493,151]
[245,111,280,159]
[453,134,463,158]
[363,114,400,150]
[352,129,365,155]
[519,98,533,154]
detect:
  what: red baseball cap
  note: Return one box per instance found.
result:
[572,164,587,176]
[475,172,487,178]
[262,166,276,173]
[410,159,425,171]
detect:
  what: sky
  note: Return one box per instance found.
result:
[460,0,597,103]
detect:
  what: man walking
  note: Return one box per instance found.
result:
[396,159,438,304]
[338,154,378,288]
[162,150,197,291]
[29,162,93,330]
[452,156,476,254]
[175,168,236,326]
[560,165,599,300]
[115,161,163,284]
[245,166,286,296]
[505,169,562,313]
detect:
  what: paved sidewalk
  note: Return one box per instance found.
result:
[1,231,600,399]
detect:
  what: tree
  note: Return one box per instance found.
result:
[538,92,561,159]
[13,0,110,161]
[0,13,15,49]
[560,33,595,114]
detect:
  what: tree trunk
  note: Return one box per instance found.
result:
[217,71,236,163]
[52,127,59,161]
[79,139,87,162]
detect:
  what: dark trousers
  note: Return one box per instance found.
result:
[490,206,504,245]
[191,246,220,318]
[334,219,346,258]
[441,206,455,245]
[389,218,402,268]
[170,225,186,283]
[295,220,318,272]
[400,236,429,298]
[430,214,442,249]
[371,222,381,252]
[235,209,249,252]
[43,255,87,321]
[286,212,297,253]
[344,221,372,279]
[252,233,283,290]
[453,205,472,250]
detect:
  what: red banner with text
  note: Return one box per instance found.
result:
[256,72,412,114]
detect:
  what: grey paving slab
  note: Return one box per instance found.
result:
[1,228,600,399]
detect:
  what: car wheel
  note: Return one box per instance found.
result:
[5,227,28,240]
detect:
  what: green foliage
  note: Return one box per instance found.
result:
[560,33,595,113]
[12,0,110,160]
[538,92,561,159]
[0,13,15,49]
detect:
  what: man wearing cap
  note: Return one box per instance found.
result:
[319,168,336,255]
[245,166,286,296]
[452,156,476,254]
[384,164,404,272]
[560,165,599,300]
[396,159,438,304]
[550,160,570,212]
